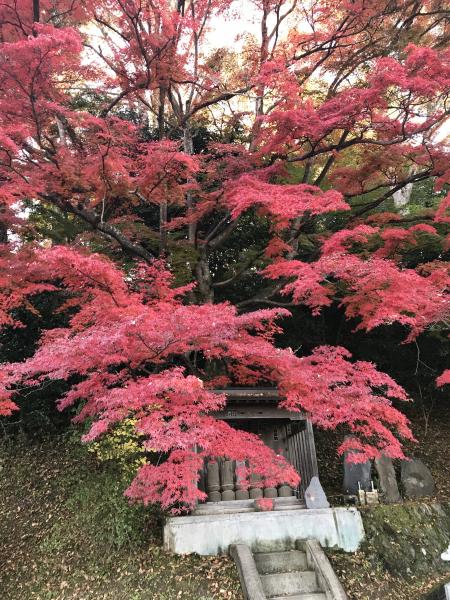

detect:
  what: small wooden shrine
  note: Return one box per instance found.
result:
[198,388,319,503]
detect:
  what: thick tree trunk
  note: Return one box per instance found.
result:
[194,253,214,303]
[249,6,269,151]
[33,0,40,23]
[182,125,214,303]
[158,86,168,255]
[183,125,196,244]
[0,220,7,244]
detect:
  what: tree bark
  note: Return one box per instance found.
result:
[33,0,40,23]
[183,124,196,244]
[158,86,168,256]
[194,252,214,303]
[0,216,7,244]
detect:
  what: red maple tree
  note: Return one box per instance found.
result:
[0,0,448,511]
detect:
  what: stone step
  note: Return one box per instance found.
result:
[193,496,305,515]
[254,550,308,574]
[270,594,327,600]
[206,496,301,508]
[260,570,319,597]
[193,506,255,515]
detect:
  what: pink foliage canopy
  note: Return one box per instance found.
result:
[0,0,449,512]
[0,246,415,509]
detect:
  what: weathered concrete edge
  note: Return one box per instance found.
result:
[229,543,266,600]
[304,539,348,600]
[164,507,365,555]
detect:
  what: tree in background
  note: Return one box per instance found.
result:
[0,0,448,511]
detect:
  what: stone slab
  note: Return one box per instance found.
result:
[254,550,307,574]
[401,458,435,498]
[375,455,402,504]
[343,454,372,494]
[164,507,365,555]
[270,595,326,600]
[260,571,318,596]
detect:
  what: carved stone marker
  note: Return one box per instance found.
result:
[278,485,293,497]
[305,476,330,509]
[401,458,435,498]
[249,473,263,499]
[235,460,250,500]
[374,454,402,504]
[207,460,221,502]
[220,459,236,501]
[342,445,372,495]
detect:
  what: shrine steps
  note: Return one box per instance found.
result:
[231,540,348,600]
[260,570,319,596]
[254,549,308,573]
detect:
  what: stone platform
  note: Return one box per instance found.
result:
[164,505,365,555]
[192,496,304,515]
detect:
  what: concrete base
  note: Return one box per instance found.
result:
[164,507,364,555]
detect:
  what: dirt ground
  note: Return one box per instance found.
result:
[0,437,243,600]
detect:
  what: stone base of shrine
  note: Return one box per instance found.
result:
[163,506,365,555]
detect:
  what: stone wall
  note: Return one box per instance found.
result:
[164,506,365,555]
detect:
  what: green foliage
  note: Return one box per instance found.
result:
[86,418,147,478]
[22,201,87,245]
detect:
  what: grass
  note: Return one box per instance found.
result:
[0,434,242,600]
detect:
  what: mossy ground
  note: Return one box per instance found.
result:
[0,435,242,600]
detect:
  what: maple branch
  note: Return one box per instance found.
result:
[40,194,156,262]
[206,218,240,250]
[349,169,433,218]
[236,282,286,310]
[313,130,349,186]
[212,250,265,289]
[187,87,252,121]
